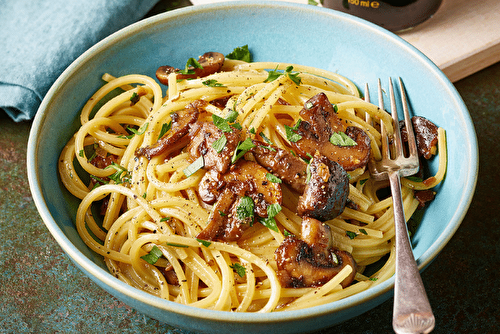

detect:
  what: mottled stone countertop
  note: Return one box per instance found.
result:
[1,2,499,333]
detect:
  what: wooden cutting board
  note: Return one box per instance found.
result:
[398,0,500,82]
[190,0,500,82]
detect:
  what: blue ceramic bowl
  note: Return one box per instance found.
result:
[27,2,478,333]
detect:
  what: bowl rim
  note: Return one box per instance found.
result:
[27,0,479,326]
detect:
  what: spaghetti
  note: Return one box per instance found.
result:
[58,51,446,312]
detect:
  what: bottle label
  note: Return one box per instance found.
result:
[346,0,380,9]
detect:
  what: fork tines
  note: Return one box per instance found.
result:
[365,78,419,179]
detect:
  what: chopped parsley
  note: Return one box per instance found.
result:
[259,132,273,144]
[305,163,312,184]
[259,204,281,232]
[406,176,424,182]
[346,231,358,239]
[230,263,247,277]
[212,114,232,133]
[225,109,239,123]
[359,228,368,235]
[330,131,357,147]
[236,196,255,222]
[211,134,227,153]
[140,245,163,265]
[196,238,212,247]
[166,242,189,248]
[105,162,131,184]
[265,65,302,86]
[226,45,252,62]
[183,156,204,177]
[118,122,149,139]
[285,120,303,143]
[158,121,172,140]
[231,138,255,163]
[178,57,203,75]
[266,173,282,184]
[203,79,224,87]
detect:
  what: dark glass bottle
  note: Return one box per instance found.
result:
[323,0,442,32]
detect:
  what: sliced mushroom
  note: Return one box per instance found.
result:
[275,216,357,288]
[135,103,200,159]
[292,93,371,171]
[400,116,439,160]
[187,121,242,175]
[297,152,349,221]
[251,140,308,194]
[156,52,225,85]
[196,160,283,241]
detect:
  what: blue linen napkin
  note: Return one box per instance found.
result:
[0,0,160,122]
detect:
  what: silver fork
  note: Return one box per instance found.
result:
[365,78,435,334]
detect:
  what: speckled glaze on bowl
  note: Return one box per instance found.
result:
[27,2,478,333]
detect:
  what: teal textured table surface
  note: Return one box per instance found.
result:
[1,2,499,333]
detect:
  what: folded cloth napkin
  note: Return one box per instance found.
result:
[0,0,160,122]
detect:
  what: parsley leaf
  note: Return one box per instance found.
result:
[178,57,203,75]
[225,109,239,123]
[264,65,302,85]
[105,163,131,184]
[285,66,302,85]
[183,156,204,177]
[203,79,224,87]
[266,173,282,183]
[259,132,273,144]
[231,138,256,163]
[158,121,172,140]
[236,196,255,222]
[259,204,281,232]
[230,263,247,277]
[212,114,232,133]
[140,245,163,265]
[166,242,189,248]
[196,238,212,247]
[226,45,252,62]
[285,121,303,143]
[119,123,149,139]
[346,231,358,239]
[265,65,282,83]
[212,134,227,153]
[406,176,423,182]
[330,131,358,147]
[129,122,148,136]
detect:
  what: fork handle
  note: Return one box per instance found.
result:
[388,172,435,334]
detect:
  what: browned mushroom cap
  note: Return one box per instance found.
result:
[275,216,357,288]
[196,160,283,241]
[400,116,439,160]
[187,121,242,175]
[292,93,371,171]
[156,52,225,85]
[297,152,349,221]
[196,187,243,241]
[135,102,200,159]
[251,140,308,194]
